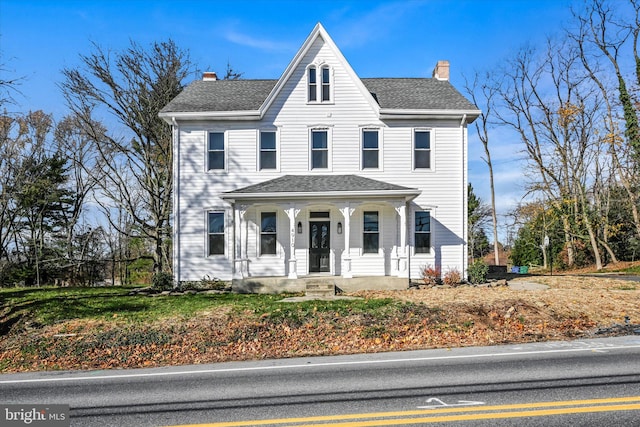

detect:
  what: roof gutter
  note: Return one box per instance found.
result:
[379,109,481,123]
[220,189,421,203]
[159,110,262,124]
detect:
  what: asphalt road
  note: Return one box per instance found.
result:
[1,336,640,426]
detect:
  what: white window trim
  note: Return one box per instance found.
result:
[206,130,228,173]
[360,126,383,171]
[412,208,434,256]
[305,62,334,105]
[412,128,435,172]
[361,209,382,256]
[320,65,332,102]
[206,210,226,257]
[257,128,279,172]
[308,126,333,171]
[257,209,279,257]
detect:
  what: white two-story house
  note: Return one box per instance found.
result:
[160,23,480,292]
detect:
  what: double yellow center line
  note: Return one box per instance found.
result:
[168,396,640,426]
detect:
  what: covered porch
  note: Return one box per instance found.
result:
[220,175,421,290]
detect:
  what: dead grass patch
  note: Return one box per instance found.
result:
[1,275,638,373]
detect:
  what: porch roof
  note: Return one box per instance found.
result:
[220,175,421,201]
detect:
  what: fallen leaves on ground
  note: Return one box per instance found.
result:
[1,275,638,373]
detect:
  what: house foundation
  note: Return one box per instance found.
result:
[232,275,409,294]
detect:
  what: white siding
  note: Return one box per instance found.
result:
[173,35,468,284]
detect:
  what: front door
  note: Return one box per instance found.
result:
[309,221,330,273]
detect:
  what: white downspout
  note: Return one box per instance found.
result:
[172,117,180,287]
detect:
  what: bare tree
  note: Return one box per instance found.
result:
[223,61,244,80]
[464,72,501,265]
[54,114,103,284]
[0,50,24,109]
[496,44,575,267]
[578,0,640,161]
[468,183,492,262]
[60,39,194,275]
[495,39,613,269]
[571,0,640,239]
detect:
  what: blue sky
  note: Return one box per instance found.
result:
[1,0,577,232]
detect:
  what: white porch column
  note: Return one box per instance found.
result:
[286,204,298,279]
[340,204,354,278]
[233,204,247,279]
[395,202,409,278]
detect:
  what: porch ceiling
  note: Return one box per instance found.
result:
[220,174,421,202]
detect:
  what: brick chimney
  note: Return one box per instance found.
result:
[432,60,450,81]
[203,71,218,81]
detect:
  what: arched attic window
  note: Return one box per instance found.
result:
[321,65,330,101]
[307,64,331,103]
[308,66,317,102]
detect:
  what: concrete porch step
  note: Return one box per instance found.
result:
[305,280,335,297]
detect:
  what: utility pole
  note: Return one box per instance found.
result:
[544,235,552,276]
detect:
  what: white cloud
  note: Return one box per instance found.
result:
[331,1,423,48]
[224,28,294,52]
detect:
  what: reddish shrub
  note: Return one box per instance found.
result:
[420,265,441,287]
[443,268,462,287]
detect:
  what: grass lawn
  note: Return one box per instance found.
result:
[1,274,639,373]
[0,286,397,327]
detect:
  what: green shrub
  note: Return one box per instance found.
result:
[179,275,227,291]
[151,272,174,290]
[468,260,489,284]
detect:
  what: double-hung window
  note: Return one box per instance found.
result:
[414,211,431,253]
[311,129,328,169]
[363,211,379,254]
[362,129,379,169]
[208,132,225,170]
[259,131,277,170]
[414,130,431,169]
[260,212,277,255]
[208,212,225,255]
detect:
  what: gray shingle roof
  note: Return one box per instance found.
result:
[361,78,477,111]
[161,80,276,113]
[224,175,418,195]
[160,78,477,114]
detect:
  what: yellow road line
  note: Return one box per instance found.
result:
[296,403,640,426]
[166,396,640,427]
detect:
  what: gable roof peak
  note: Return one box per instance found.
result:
[259,22,380,115]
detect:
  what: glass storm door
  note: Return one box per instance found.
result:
[309,221,330,273]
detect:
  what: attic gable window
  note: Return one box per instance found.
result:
[307,65,331,103]
[321,66,330,101]
[308,67,317,102]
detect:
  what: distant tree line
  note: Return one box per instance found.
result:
[467,0,640,270]
[0,40,195,287]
